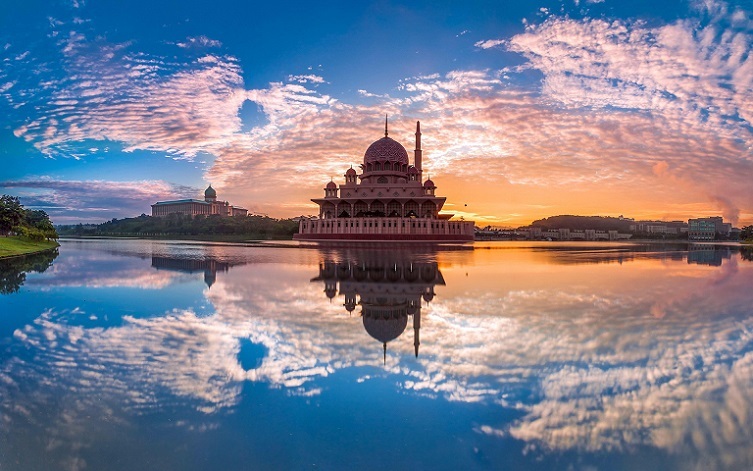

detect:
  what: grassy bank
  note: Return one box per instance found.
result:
[0,237,59,259]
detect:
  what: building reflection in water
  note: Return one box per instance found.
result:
[151,256,232,288]
[687,244,734,266]
[311,253,445,363]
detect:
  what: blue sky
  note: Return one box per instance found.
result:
[1,0,752,225]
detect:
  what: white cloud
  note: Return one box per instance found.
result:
[357,89,387,98]
[175,35,222,49]
[474,39,506,49]
[503,11,753,139]
[8,31,244,161]
[287,74,327,84]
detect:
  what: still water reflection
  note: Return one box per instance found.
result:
[1,239,752,470]
[311,254,445,362]
[0,248,58,295]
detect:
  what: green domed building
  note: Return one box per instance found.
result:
[151,185,247,217]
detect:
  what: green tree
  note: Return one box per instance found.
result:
[24,209,58,239]
[0,195,24,236]
[741,225,753,241]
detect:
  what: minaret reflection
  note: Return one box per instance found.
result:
[311,253,445,364]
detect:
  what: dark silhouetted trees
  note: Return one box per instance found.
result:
[741,225,753,241]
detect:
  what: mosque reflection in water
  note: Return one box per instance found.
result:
[311,253,444,362]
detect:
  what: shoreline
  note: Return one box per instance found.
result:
[52,236,751,252]
[0,237,60,260]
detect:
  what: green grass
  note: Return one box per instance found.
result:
[0,236,59,259]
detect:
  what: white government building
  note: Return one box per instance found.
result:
[151,185,247,218]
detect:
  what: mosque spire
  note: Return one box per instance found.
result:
[414,120,422,174]
[384,114,388,137]
[383,342,387,365]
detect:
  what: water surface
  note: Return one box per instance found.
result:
[1,239,752,470]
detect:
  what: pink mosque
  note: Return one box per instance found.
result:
[294,119,475,242]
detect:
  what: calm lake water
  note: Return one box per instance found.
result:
[1,239,752,470]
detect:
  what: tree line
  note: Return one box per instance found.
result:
[530,215,634,232]
[0,195,58,241]
[742,225,753,242]
[57,212,299,239]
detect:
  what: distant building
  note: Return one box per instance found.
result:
[629,220,688,235]
[518,226,631,241]
[151,185,247,218]
[688,216,731,241]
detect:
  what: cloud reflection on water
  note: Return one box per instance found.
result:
[1,242,753,469]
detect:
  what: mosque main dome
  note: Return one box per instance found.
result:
[363,312,409,344]
[363,136,409,166]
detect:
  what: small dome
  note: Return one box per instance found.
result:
[204,185,217,197]
[364,137,409,166]
[345,167,357,176]
[423,179,435,188]
[407,166,419,174]
[326,181,337,189]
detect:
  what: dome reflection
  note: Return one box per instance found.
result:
[311,253,445,363]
